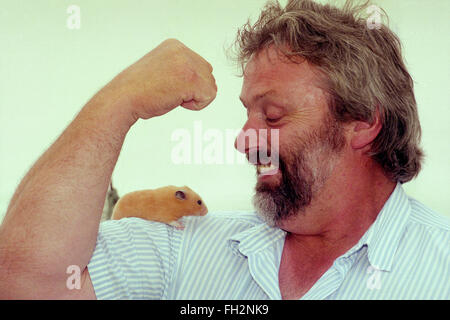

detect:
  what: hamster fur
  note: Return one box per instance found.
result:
[111,185,208,229]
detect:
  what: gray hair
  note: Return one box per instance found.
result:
[233,0,423,183]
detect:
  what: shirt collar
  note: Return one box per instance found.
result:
[228,221,286,258]
[362,182,411,271]
[227,183,411,272]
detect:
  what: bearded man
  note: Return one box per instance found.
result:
[1,0,448,299]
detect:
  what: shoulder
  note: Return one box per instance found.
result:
[180,211,264,241]
[184,210,263,227]
[98,216,173,241]
[388,197,450,298]
[97,211,263,245]
[399,196,449,268]
[407,196,450,232]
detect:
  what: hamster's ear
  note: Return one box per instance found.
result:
[175,190,186,200]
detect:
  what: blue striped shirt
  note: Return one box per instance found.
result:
[87,183,449,299]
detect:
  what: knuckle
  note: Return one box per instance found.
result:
[164,38,182,47]
[206,61,213,72]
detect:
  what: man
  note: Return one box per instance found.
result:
[0,0,448,299]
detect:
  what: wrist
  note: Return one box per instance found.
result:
[84,87,138,136]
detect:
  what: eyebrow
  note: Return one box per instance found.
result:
[239,89,277,108]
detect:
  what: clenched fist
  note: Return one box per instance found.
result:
[101,39,217,122]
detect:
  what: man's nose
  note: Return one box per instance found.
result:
[234,118,279,166]
[234,133,257,156]
[234,119,260,155]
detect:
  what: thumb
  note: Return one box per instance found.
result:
[181,93,216,111]
[180,78,217,110]
[180,100,199,110]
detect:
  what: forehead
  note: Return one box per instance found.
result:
[240,46,325,106]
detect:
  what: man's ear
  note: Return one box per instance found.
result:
[350,110,382,150]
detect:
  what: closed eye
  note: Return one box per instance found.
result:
[266,117,282,124]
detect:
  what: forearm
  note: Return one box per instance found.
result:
[0,92,134,295]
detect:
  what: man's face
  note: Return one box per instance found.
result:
[235,46,346,227]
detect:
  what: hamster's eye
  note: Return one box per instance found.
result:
[175,190,186,200]
[197,200,202,205]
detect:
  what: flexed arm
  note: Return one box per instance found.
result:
[0,39,217,299]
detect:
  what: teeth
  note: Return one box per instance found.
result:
[257,163,277,175]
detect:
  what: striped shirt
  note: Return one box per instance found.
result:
[87,183,449,299]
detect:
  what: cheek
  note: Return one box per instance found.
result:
[276,131,299,166]
[287,112,320,137]
[277,125,318,169]
[277,125,304,153]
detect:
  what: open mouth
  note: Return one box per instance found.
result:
[246,150,280,176]
[256,163,279,176]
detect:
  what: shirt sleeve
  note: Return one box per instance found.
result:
[87,217,178,299]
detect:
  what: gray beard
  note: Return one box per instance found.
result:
[253,148,334,227]
[252,119,344,227]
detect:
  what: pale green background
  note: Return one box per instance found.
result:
[0,0,449,222]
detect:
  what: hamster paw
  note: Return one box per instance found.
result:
[168,221,185,230]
